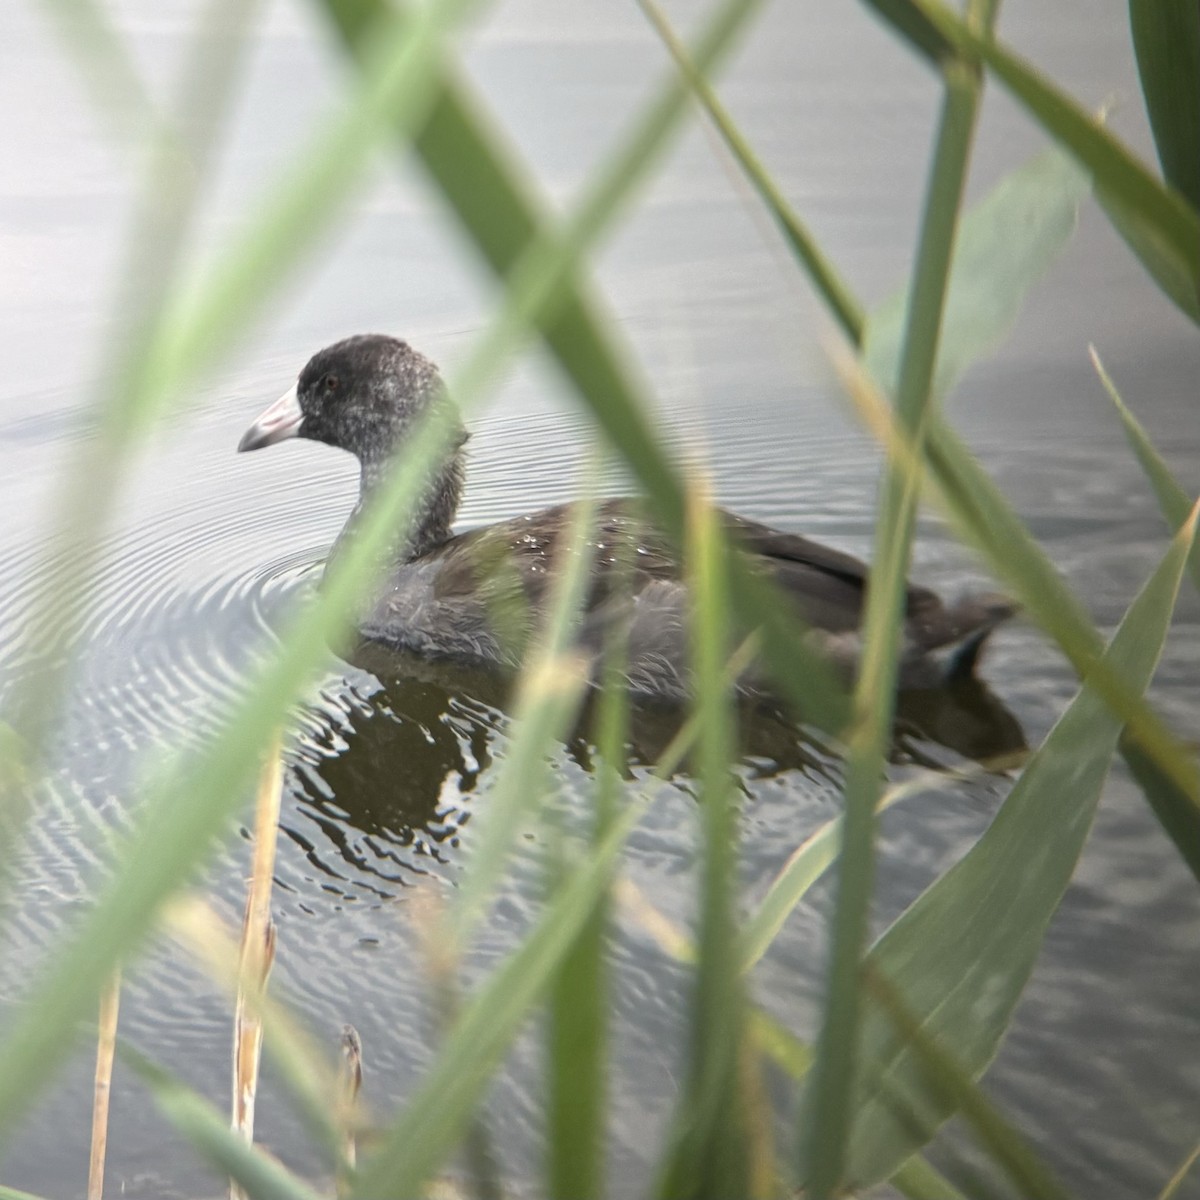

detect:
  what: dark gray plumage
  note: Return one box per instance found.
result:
[238,334,1014,698]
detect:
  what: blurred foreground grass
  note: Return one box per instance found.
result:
[1,1,1198,1198]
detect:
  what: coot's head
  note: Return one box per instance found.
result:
[238,334,457,463]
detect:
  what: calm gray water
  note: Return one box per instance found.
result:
[1,1,1198,1196]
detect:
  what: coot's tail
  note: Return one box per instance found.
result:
[939,592,1019,683]
[901,591,1018,688]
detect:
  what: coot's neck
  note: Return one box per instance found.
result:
[332,442,466,573]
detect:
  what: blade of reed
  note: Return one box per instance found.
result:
[863,966,1076,1200]
[804,33,993,1195]
[865,147,1090,400]
[890,1155,972,1200]
[337,1026,364,1197]
[87,970,121,1200]
[636,0,865,346]
[1120,735,1200,886]
[1090,346,1200,595]
[859,0,955,65]
[546,477,630,1200]
[447,484,599,946]
[1088,349,1200,881]
[37,0,156,143]
[348,806,643,1198]
[121,1047,326,1200]
[866,0,1200,322]
[322,0,854,736]
[1128,0,1200,210]
[3,0,263,878]
[1157,1139,1200,1200]
[655,483,748,1199]
[231,736,284,1198]
[826,503,1197,1190]
[0,1188,51,1200]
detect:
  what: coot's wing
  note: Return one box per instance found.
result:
[719,511,943,634]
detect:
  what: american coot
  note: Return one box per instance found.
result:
[238,334,1014,699]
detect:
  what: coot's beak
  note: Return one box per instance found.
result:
[238,383,303,452]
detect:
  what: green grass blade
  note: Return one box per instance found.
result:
[866,147,1090,400]
[1158,1139,1200,1200]
[448,487,599,943]
[890,1155,972,1200]
[0,1188,52,1200]
[805,48,990,1198]
[821,505,1196,1190]
[37,0,157,143]
[655,489,748,1199]
[546,487,631,1200]
[864,967,1077,1200]
[875,0,1200,321]
[861,0,956,65]
[1120,733,1200,885]
[1091,346,1200,595]
[121,1046,327,1200]
[6,0,262,799]
[638,0,866,346]
[349,806,642,1198]
[1129,0,1200,210]
[545,824,611,1200]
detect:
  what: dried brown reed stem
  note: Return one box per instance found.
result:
[87,968,121,1200]
[336,1024,364,1197]
[230,732,283,1200]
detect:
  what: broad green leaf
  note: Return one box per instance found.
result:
[122,1048,326,1200]
[1121,734,1200,886]
[873,0,1200,322]
[866,148,1091,399]
[816,506,1195,1189]
[865,968,1076,1200]
[1095,184,1200,322]
[1129,0,1200,210]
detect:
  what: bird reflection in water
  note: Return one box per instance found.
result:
[288,636,1026,882]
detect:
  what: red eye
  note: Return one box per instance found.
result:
[322,373,338,392]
